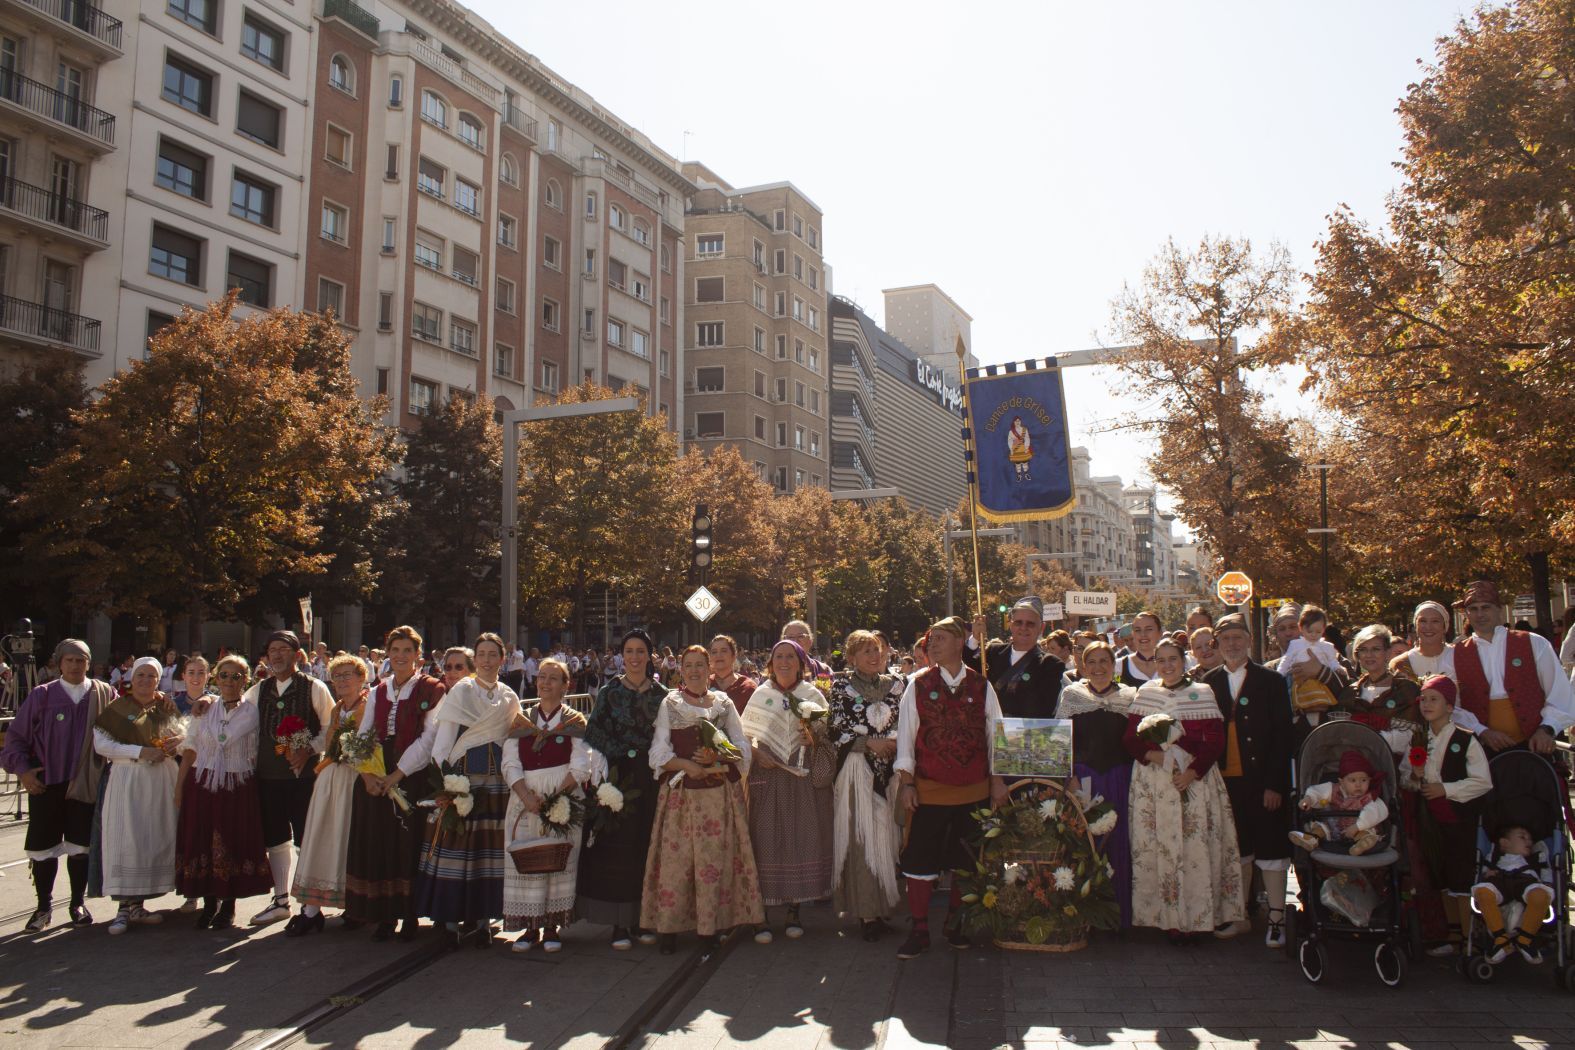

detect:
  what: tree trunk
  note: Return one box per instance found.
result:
[1527,550,1552,632]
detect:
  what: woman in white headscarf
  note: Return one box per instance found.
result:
[1391,601,1456,684]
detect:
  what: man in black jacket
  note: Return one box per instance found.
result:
[1202,614,1293,949]
[965,597,1066,719]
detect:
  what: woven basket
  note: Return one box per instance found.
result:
[994,929,1088,953]
[984,779,1101,953]
[507,814,571,875]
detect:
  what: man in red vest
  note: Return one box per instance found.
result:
[893,615,1007,959]
[1453,580,1574,755]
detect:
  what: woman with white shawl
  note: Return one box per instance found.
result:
[1122,638,1244,944]
[410,632,521,945]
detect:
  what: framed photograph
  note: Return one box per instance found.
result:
[991,718,1073,778]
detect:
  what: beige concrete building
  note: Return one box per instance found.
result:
[681,162,827,492]
[882,283,976,383]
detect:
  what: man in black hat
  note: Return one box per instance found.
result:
[965,596,1065,718]
[244,629,333,927]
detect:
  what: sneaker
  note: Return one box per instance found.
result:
[510,935,534,954]
[108,910,131,936]
[1264,911,1287,949]
[68,904,93,927]
[250,895,291,926]
[784,921,804,940]
[637,929,659,946]
[25,908,52,933]
[896,928,930,959]
[1426,942,1459,957]
[753,926,774,945]
[610,926,633,951]
[1214,919,1251,940]
[944,925,971,950]
[178,898,202,914]
[1488,939,1512,965]
[128,905,163,926]
[1517,937,1544,965]
[542,927,563,953]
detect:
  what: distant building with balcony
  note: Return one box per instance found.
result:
[1125,483,1178,591]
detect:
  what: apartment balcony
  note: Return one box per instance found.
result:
[581,155,660,211]
[501,101,536,142]
[402,35,500,107]
[0,175,109,248]
[0,70,114,150]
[320,0,379,41]
[1,0,123,59]
[0,294,100,356]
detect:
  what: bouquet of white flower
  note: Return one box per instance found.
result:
[538,787,585,838]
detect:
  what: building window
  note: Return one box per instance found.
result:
[753,370,766,397]
[631,273,650,302]
[658,347,668,375]
[793,254,803,280]
[695,412,724,439]
[381,217,396,254]
[155,138,208,201]
[167,0,215,34]
[544,179,561,209]
[454,179,480,216]
[696,233,723,258]
[385,144,399,179]
[450,388,475,407]
[414,231,442,271]
[451,246,478,286]
[660,297,671,325]
[753,283,765,310]
[421,89,447,128]
[753,415,766,440]
[775,421,787,447]
[607,259,626,290]
[608,203,624,230]
[500,153,518,186]
[540,297,559,331]
[793,214,804,238]
[410,377,438,415]
[226,251,272,307]
[606,318,625,347]
[696,321,723,348]
[753,327,765,354]
[388,75,403,108]
[162,55,213,117]
[809,266,819,290]
[417,157,444,198]
[378,292,393,330]
[236,91,282,149]
[325,124,351,168]
[583,249,595,276]
[810,432,821,455]
[632,219,651,247]
[795,382,805,408]
[450,318,477,357]
[412,301,442,342]
[582,309,595,335]
[544,119,560,151]
[229,172,276,227]
[774,248,785,274]
[541,359,559,393]
[809,348,820,372]
[660,244,671,272]
[584,191,597,218]
[498,214,517,249]
[626,328,648,358]
[318,277,344,316]
[543,236,560,269]
[496,277,515,314]
[808,306,820,331]
[774,291,786,317]
[695,366,723,392]
[241,15,285,72]
[695,276,724,303]
[809,226,819,249]
[792,297,804,322]
[458,113,484,150]
[810,390,821,415]
[775,334,787,359]
[794,340,804,363]
[149,224,202,286]
[329,55,354,94]
[494,343,514,378]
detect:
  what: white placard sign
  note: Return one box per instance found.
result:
[1065,591,1116,616]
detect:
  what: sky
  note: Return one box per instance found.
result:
[472,0,1474,527]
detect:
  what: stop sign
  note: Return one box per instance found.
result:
[1216,571,1254,607]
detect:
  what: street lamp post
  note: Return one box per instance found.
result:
[499,397,640,646]
[1308,463,1337,612]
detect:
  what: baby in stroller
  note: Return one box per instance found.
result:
[1290,750,1389,857]
[1471,822,1556,965]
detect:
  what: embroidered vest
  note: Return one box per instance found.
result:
[516,706,584,771]
[912,665,989,786]
[256,675,321,780]
[371,675,442,762]
[1455,631,1544,741]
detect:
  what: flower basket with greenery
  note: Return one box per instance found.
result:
[955,779,1119,951]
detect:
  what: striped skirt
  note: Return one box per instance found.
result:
[414,743,508,924]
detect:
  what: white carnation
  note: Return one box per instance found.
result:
[853,724,869,735]
[443,773,471,795]
[1088,810,1119,836]
[547,796,572,826]
[1002,863,1025,885]
[596,782,624,812]
[1038,798,1059,821]
[453,794,474,817]
[1053,866,1076,891]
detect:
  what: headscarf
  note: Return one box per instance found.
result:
[1412,601,1450,625]
[1454,580,1499,609]
[1338,748,1383,786]
[264,629,302,652]
[54,638,90,661]
[768,639,809,689]
[130,656,164,680]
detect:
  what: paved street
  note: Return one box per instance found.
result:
[3,811,1573,1049]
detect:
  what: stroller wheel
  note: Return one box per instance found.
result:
[1298,939,1329,984]
[1374,941,1405,988]
[1467,956,1495,984]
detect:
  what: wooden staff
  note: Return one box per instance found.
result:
[957,335,986,616]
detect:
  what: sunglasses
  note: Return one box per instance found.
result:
[444,664,469,672]
[215,672,247,682]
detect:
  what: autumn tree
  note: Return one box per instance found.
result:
[378,395,502,642]
[22,296,394,651]
[666,444,780,640]
[1297,0,1575,624]
[1107,236,1320,599]
[768,485,874,640]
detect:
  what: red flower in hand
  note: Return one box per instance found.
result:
[1408,746,1427,768]
[275,715,308,740]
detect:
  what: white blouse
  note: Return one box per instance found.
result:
[648,690,752,776]
[498,705,598,787]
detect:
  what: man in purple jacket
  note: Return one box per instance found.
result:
[1,638,115,932]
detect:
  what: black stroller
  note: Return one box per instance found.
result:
[1461,749,1574,988]
[1290,720,1411,987]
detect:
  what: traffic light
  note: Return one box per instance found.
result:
[997,604,1007,613]
[691,504,714,571]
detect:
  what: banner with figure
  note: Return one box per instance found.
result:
[963,359,1076,523]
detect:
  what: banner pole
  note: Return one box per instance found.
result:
[956,337,985,616]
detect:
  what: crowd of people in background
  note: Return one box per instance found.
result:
[4,582,1574,965]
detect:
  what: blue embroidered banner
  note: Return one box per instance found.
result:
[963,360,1076,523]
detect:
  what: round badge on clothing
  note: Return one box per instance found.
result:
[1511,658,1523,667]
[1022,673,1031,682]
[56,712,66,721]
[276,701,285,709]
[1238,697,1248,707]
[1450,742,1461,753]
[929,691,939,700]
[420,701,429,710]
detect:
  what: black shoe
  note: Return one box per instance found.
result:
[659,933,677,955]
[210,901,236,930]
[68,903,93,927]
[398,919,418,942]
[196,899,219,930]
[861,920,882,943]
[373,921,395,942]
[24,907,51,933]
[896,928,930,959]
[473,922,493,949]
[285,912,325,937]
[944,923,971,950]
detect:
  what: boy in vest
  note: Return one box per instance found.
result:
[1453,579,1574,756]
[1417,675,1493,956]
[893,615,1007,958]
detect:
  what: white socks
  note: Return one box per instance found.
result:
[267,843,293,897]
[303,905,321,918]
[1262,865,1288,914]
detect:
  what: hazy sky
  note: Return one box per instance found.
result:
[472,0,1472,523]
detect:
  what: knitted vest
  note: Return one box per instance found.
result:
[1455,631,1544,741]
[912,665,989,787]
[371,675,442,761]
[255,675,321,780]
